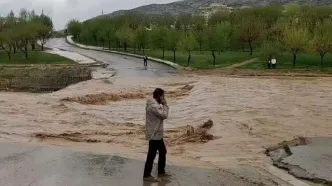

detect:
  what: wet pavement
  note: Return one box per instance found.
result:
[45,48,97,65]
[0,141,257,186]
[45,39,177,78]
[269,137,332,184]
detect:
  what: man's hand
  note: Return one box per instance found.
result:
[161,96,167,106]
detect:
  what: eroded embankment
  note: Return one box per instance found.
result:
[266,137,332,185]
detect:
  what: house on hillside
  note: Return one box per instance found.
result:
[199,3,233,19]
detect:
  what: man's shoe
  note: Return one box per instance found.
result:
[143,176,159,182]
[158,172,172,178]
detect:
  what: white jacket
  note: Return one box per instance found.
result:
[145,98,169,140]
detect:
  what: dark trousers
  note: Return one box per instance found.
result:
[144,60,147,66]
[143,139,167,177]
[272,64,276,69]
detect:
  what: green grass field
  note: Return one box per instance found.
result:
[108,47,332,72]
[0,50,75,65]
[115,49,260,69]
[74,39,332,72]
[240,53,332,73]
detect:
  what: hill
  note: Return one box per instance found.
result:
[92,0,332,19]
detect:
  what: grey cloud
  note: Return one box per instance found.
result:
[0,0,179,30]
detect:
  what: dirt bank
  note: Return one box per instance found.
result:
[0,74,331,173]
[0,65,92,91]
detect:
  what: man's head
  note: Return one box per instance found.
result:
[153,88,165,104]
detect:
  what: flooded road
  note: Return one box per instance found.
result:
[0,75,331,171]
[0,39,331,185]
[45,38,177,78]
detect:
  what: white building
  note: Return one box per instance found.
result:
[199,3,233,19]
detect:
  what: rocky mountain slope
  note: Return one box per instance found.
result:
[95,0,332,19]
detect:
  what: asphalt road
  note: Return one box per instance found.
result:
[0,141,258,186]
[45,38,177,78]
[271,137,332,184]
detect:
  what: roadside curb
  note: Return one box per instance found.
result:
[0,64,101,68]
[45,48,104,68]
[266,166,311,186]
[66,36,183,70]
[38,41,102,67]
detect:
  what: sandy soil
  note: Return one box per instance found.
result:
[0,74,331,172]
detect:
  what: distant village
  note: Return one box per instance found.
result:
[198,3,249,19]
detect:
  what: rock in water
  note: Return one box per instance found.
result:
[200,120,213,129]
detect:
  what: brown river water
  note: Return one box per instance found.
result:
[0,74,331,171]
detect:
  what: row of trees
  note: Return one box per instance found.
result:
[0,9,53,59]
[67,5,332,66]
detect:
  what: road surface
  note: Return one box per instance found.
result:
[269,137,332,184]
[0,141,258,186]
[46,38,177,78]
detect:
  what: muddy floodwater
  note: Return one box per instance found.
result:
[0,74,331,172]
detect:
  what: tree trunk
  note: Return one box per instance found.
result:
[212,50,216,66]
[162,47,165,59]
[199,43,202,52]
[134,44,136,54]
[13,46,16,53]
[21,46,28,59]
[124,41,127,52]
[1,45,11,60]
[5,50,11,60]
[248,41,253,55]
[293,53,297,67]
[108,41,111,50]
[187,50,191,66]
[41,44,44,51]
[93,36,97,46]
[31,43,35,51]
[25,46,28,59]
[173,50,176,62]
[320,53,325,67]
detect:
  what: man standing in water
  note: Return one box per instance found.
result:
[143,88,171,182]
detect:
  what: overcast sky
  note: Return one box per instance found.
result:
[0,0,179,30]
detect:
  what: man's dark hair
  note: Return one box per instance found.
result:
[153,88,164,103]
